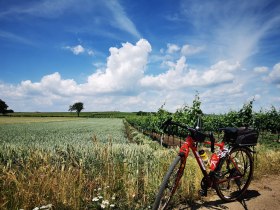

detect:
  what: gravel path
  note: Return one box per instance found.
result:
[175,174,280,210]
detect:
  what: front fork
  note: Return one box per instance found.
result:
[179,136,191,157]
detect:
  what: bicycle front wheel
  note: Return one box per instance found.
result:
[152,155,186,210]
[215,147,254,201]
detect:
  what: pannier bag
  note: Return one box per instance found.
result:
[222,127,258,146]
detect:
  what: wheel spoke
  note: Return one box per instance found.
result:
[215,147,253,201]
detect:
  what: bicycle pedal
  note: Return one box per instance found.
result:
[199,189,207,197]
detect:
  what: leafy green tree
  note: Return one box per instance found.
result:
[69,102,84,117]
[0,99,14,115]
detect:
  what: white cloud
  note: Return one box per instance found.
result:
[0,0,140,39]
[180,0,280,63]
[202,60,240,85]
[165,43,204,56]
[166,43,180,54]
[181,44,204,56]
[141,57,240,90]
[20,72,79,96]
[65,45,85,55]
[141,56,188,90]
[87,49,94,56]
[200,81,246,113]
[83,39,151,93]
[254,66,269,73]
[64,44,94,56]
[0,39,152,111]
[0,38,278,113]
[265,63,280,85]
[104,0,141,38]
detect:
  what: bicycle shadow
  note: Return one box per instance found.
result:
[179,190,261,210]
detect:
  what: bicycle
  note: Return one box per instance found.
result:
[153,118,258,210]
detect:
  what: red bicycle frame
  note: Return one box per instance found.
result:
[178,135,226,186]
[179,135,244,188]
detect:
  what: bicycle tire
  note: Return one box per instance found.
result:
[152,155,186,210]
[215,147,254,202]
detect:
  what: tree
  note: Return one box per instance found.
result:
[0,99,14,115]
[69,102,84,117]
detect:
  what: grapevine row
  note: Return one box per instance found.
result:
[126,95,280,139]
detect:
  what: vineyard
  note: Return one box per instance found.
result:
[126,96,280,149]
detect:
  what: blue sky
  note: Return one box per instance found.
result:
[0,0,280,113]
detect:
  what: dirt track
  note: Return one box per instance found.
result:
[176,174,280,210]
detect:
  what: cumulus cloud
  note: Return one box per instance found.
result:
[38,39,151,96]
[200,81,246,113]
[83,38,151,93]
[0,39,152,111]
[141,57,240,90]
[64,44,94,56]
[164,43,204,56]
[65,45,85,55]
[265,63,280,85]
[166,43,180,54]
[202,60,240,85]
[19,72,79,97]
[0,38,277,113]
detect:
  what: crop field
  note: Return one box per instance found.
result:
[1,117,280,209]
[7,111,138,118]
[0,116,81,124]
[0,118,185,209]
[0,118,128,147]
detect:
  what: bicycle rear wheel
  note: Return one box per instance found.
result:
[152,155,186,210]
[215,147,253,201]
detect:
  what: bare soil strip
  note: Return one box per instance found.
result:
[176,174,280,210]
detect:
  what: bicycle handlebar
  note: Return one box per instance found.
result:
[161,118,215,152]
[161,118,198,135]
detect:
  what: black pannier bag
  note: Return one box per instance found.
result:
[222,127,258,146]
